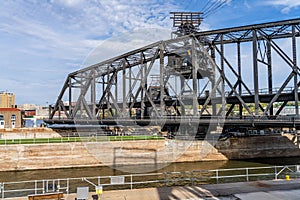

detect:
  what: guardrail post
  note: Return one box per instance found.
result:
[57,179,60,192]
[42,180,45,194]
[275,166,277,180]
[67,178,69,194]
[1,183,4,200]
[164,172,167,187]
[190,171,194,186]
[246,168,249,182]
[52,180,55,192]
[216,170,219,184]
[46,180,48,193]
[35,180,37,194]
[130,174,133,190]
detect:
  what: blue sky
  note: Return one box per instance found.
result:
[0,0,299,105]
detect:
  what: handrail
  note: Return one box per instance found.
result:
[1,165,300,199]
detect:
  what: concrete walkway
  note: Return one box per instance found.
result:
[7,179,300,200]
[63,179,300,200]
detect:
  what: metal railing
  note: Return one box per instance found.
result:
[0,135,164,145]
[1,165,299,199]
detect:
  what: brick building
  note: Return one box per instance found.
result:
[0,108,22,128]
[0,92,15,108]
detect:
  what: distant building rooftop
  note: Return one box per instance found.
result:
[0,91,14,95]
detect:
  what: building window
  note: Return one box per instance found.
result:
[11,114,16,121]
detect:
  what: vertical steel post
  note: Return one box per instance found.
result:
[252,30,259,115]
[267,39,273,115]
[220,35,226,116]
[48,105,52,120]
[91,72,96,116]
[211,45,217,116]
[102,76,105,119]
[123,60,127,115]
[58,102,61,119]
[292,25,299,115]
[115,72,118,113]
[144,63,148,117]
[192,38,198,116]
[237,42,243,118]
[107,70,111,116]
[180,77,185,116]
[129,68,132,117]
[68,76,72,117]
[140,62,145,119]
[79,75,83,117]
[160,43,165,116]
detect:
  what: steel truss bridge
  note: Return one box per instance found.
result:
[45,18,300,134]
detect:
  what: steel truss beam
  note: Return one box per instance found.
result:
[47,18,300,124]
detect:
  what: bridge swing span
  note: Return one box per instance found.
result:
[46,14,300,135]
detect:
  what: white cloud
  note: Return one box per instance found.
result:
[55,0,85,7]
[243,0,251,9]
[2,0,297,105]
[83,27,171,67]
[265,0,300,13]
[0,0,179,104]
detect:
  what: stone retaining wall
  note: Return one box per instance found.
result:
[0,134,299,171]
[0,128,61,139]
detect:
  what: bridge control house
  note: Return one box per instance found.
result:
[0,108,22,128]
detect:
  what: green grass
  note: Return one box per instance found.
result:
[103,135,164,141]
[0,135,164,145]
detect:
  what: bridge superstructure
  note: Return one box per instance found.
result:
[45,16,300,134]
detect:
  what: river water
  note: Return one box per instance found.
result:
[1,157,300,183]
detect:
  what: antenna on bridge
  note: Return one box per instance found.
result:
[170,12,203,37]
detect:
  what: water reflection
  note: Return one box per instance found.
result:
[1,157,300,182]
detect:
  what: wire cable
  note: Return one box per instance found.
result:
[203,0,230,18]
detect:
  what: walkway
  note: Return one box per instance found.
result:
[7,179,300,200]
